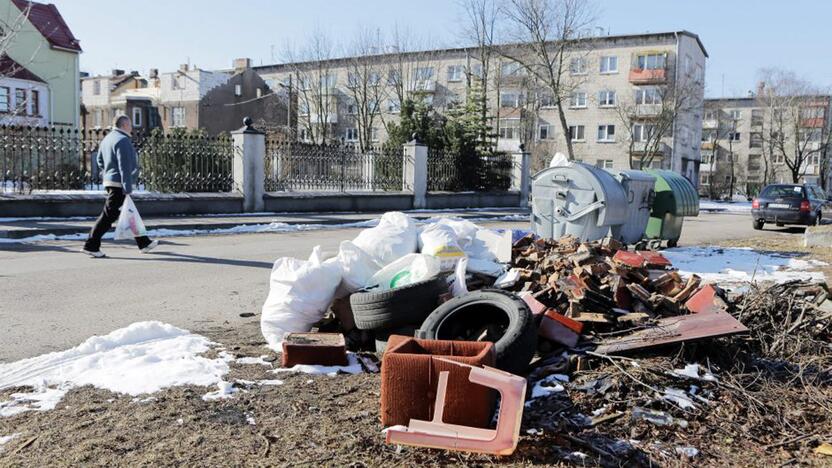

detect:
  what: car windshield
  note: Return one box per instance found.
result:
[760,185,804,198]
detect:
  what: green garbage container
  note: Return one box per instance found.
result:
[644,170,699,247]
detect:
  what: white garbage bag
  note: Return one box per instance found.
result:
[114,195,147,240]
[549,152,570,168]
[352,212,418,266]
[419,222,466,271]
[366,253,441,291]
[261,246,342,348]
[337,240,383,293]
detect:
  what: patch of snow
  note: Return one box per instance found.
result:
[257,379,284,386]
[699,200,752,213]
[381,425,409,434]
[271,353,363,377]
[663,246,826,286]
[0,432,22,451]
[246,414,256,425]
[675,446,700,458]
[176,418,184,425]
[528,374,569,401]
[662,387,697,410]
[201,381,237,401]
[669,364,718,382]
[0,321,229,417]
[526,428,543,435]
[235,356,273,367]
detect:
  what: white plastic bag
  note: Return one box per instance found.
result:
[114,195,147,240]
[336,240,383,293]
[366,253,441,291]
[261,246,343,348]
[418,222,466,271]
[352,212,418,266]
[450,257,469,297]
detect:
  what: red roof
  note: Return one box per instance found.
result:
[12,0,81,52]
[0,54,45,83]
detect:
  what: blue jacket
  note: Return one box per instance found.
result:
[97,129,139,194]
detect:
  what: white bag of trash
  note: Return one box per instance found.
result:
[113,195,148,240]
[261,246,342,348]
[366,253,441,291]
[337,240,383,293]
[352,212,418,266]
[419,222,466,271]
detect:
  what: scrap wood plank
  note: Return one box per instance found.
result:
[594,311,748,354]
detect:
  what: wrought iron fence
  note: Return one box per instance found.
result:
[427,147,513,192]
[264,138,404,192]
[0,126,233,194]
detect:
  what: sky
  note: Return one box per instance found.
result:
[50,0,832,98]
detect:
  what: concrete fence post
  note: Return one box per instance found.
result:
[403,137,428,209]
[231,117,265,212]
[511,148,531,208]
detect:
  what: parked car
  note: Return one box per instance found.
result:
[751,183,832,230]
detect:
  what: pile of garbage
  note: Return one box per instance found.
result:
[259,211,831,462]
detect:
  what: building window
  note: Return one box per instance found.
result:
[569,91,587,108]
[387,70,401,86]
[371,127,379,142]
[172,106,186,127]
[347,72,359,88]
[500,91,522,108]
[595,159,614,169]
[14,89,26,114]
[500,61,524,78]
[368,72,381,86]
[599,56,618,74]
[569,57,587,75]
[598,90,616,107]
[568,125,585,142]
[132,107,142,127]
[636,53,666,70]
[632,123,656,142]
[470,63,483,78]
[701,153,712,164]
[346,99,357,115]
[298,100,309,116]
[414,67,434,82]
[750,132,763,148]
[299,128,310,142]
[345,127,358,141]
[729,110,741,120]
[597,125,615,142]
[447,65,464,82]
[635,87,661,105]
[729,131,741,141]
[801,107,824,119]
[94,109,103,127]
[498,118,520,140]
[172,75,183,90]
[386,99,400,113]
[539,124,551,140]
[93,80,101,95]
[0,87,10,112]
[538,92,555,108]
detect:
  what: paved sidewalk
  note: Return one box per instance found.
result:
[0,207,530,239]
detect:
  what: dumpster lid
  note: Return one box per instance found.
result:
[612,169,657,184]
[533,162,628,227]
[646,170,700,217]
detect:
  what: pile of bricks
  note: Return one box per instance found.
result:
[509,234,727,338]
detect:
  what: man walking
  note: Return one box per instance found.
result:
[82,114,158,258]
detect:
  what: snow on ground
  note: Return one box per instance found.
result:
[0,432,22,451]
[663,246,826,286]
[0,322,229,417]
[699,200,753,213]
[271,353,364,377]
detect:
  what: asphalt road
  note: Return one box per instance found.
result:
[0,212,798,362]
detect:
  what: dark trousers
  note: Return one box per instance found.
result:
[84,187,151,251]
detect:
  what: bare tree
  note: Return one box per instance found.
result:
[0,2,40,126]
[756,68,829,184]
[283,28,337,144]
[500,0,598,159]
[458,0,499,145]
[344,28,387,151]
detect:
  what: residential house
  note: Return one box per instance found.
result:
[0,0,81,127]
[80,69,158,131]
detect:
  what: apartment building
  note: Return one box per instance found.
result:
[254,31,707,184]
[80,59,286,135]
[701,94,831,197]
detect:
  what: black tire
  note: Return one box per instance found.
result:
[350,277,446,331]
[666,238,679,248]
[753,219,764,230]
[415,289,537,375]
[374,326,418,353]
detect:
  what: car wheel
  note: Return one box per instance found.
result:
[753,219,764,230]
[666,238,679,248]
[350,277,446,331]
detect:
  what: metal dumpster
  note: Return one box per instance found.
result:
[608,170,656,245]
[645,170,700,247]
[531,162,628,241]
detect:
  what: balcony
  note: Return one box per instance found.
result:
[308,112,338,124]
[630,141,670,155]
[628,68,667,84]
[410,80,437,93]
[701,141,715,150]
[633,104,662,118]
[800,117,825,128]
[702,119,718,129]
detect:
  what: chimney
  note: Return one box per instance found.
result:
[233,57,252,71]
[179,63,189,72]
[149,68,159,79]
[112,69,125,76]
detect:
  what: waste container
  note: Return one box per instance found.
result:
[531,162,628,241]
[608,170,656,245]
[644,170,700,247]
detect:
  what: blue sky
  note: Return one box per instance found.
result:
[51,0,832,98]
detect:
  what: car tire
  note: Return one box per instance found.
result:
[753,219,764,230]
[666,238,679,248]
[374,326,418,353]
[415,289,537,375]
[350,277,446,331]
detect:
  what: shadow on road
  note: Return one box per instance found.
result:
[112,251,273,269]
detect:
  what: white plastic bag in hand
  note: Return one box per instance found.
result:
[114,195,147,240]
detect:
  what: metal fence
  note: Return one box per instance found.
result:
[0,126,233,194]
[427,147,513,192]
[264,138,404,192]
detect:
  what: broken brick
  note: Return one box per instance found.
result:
[282,333,348,368]
[685,284,729,314]
[613,250,646,269]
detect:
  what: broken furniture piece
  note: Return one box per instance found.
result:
[385,358,526,456]
[281,332,348,367]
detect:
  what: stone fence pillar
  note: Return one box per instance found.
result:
[511,147,531,208]
[403,137,428,209]
[232,117,265,212]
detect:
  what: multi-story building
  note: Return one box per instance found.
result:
[701,93,831,197]
[0,0,81,127]
[80,69,156,131]
[254,30,707,184]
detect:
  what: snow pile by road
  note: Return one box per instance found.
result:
[663,246,826,285]
[699,200,752,213]
[0,321,229,417]
[271,353,364,377]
